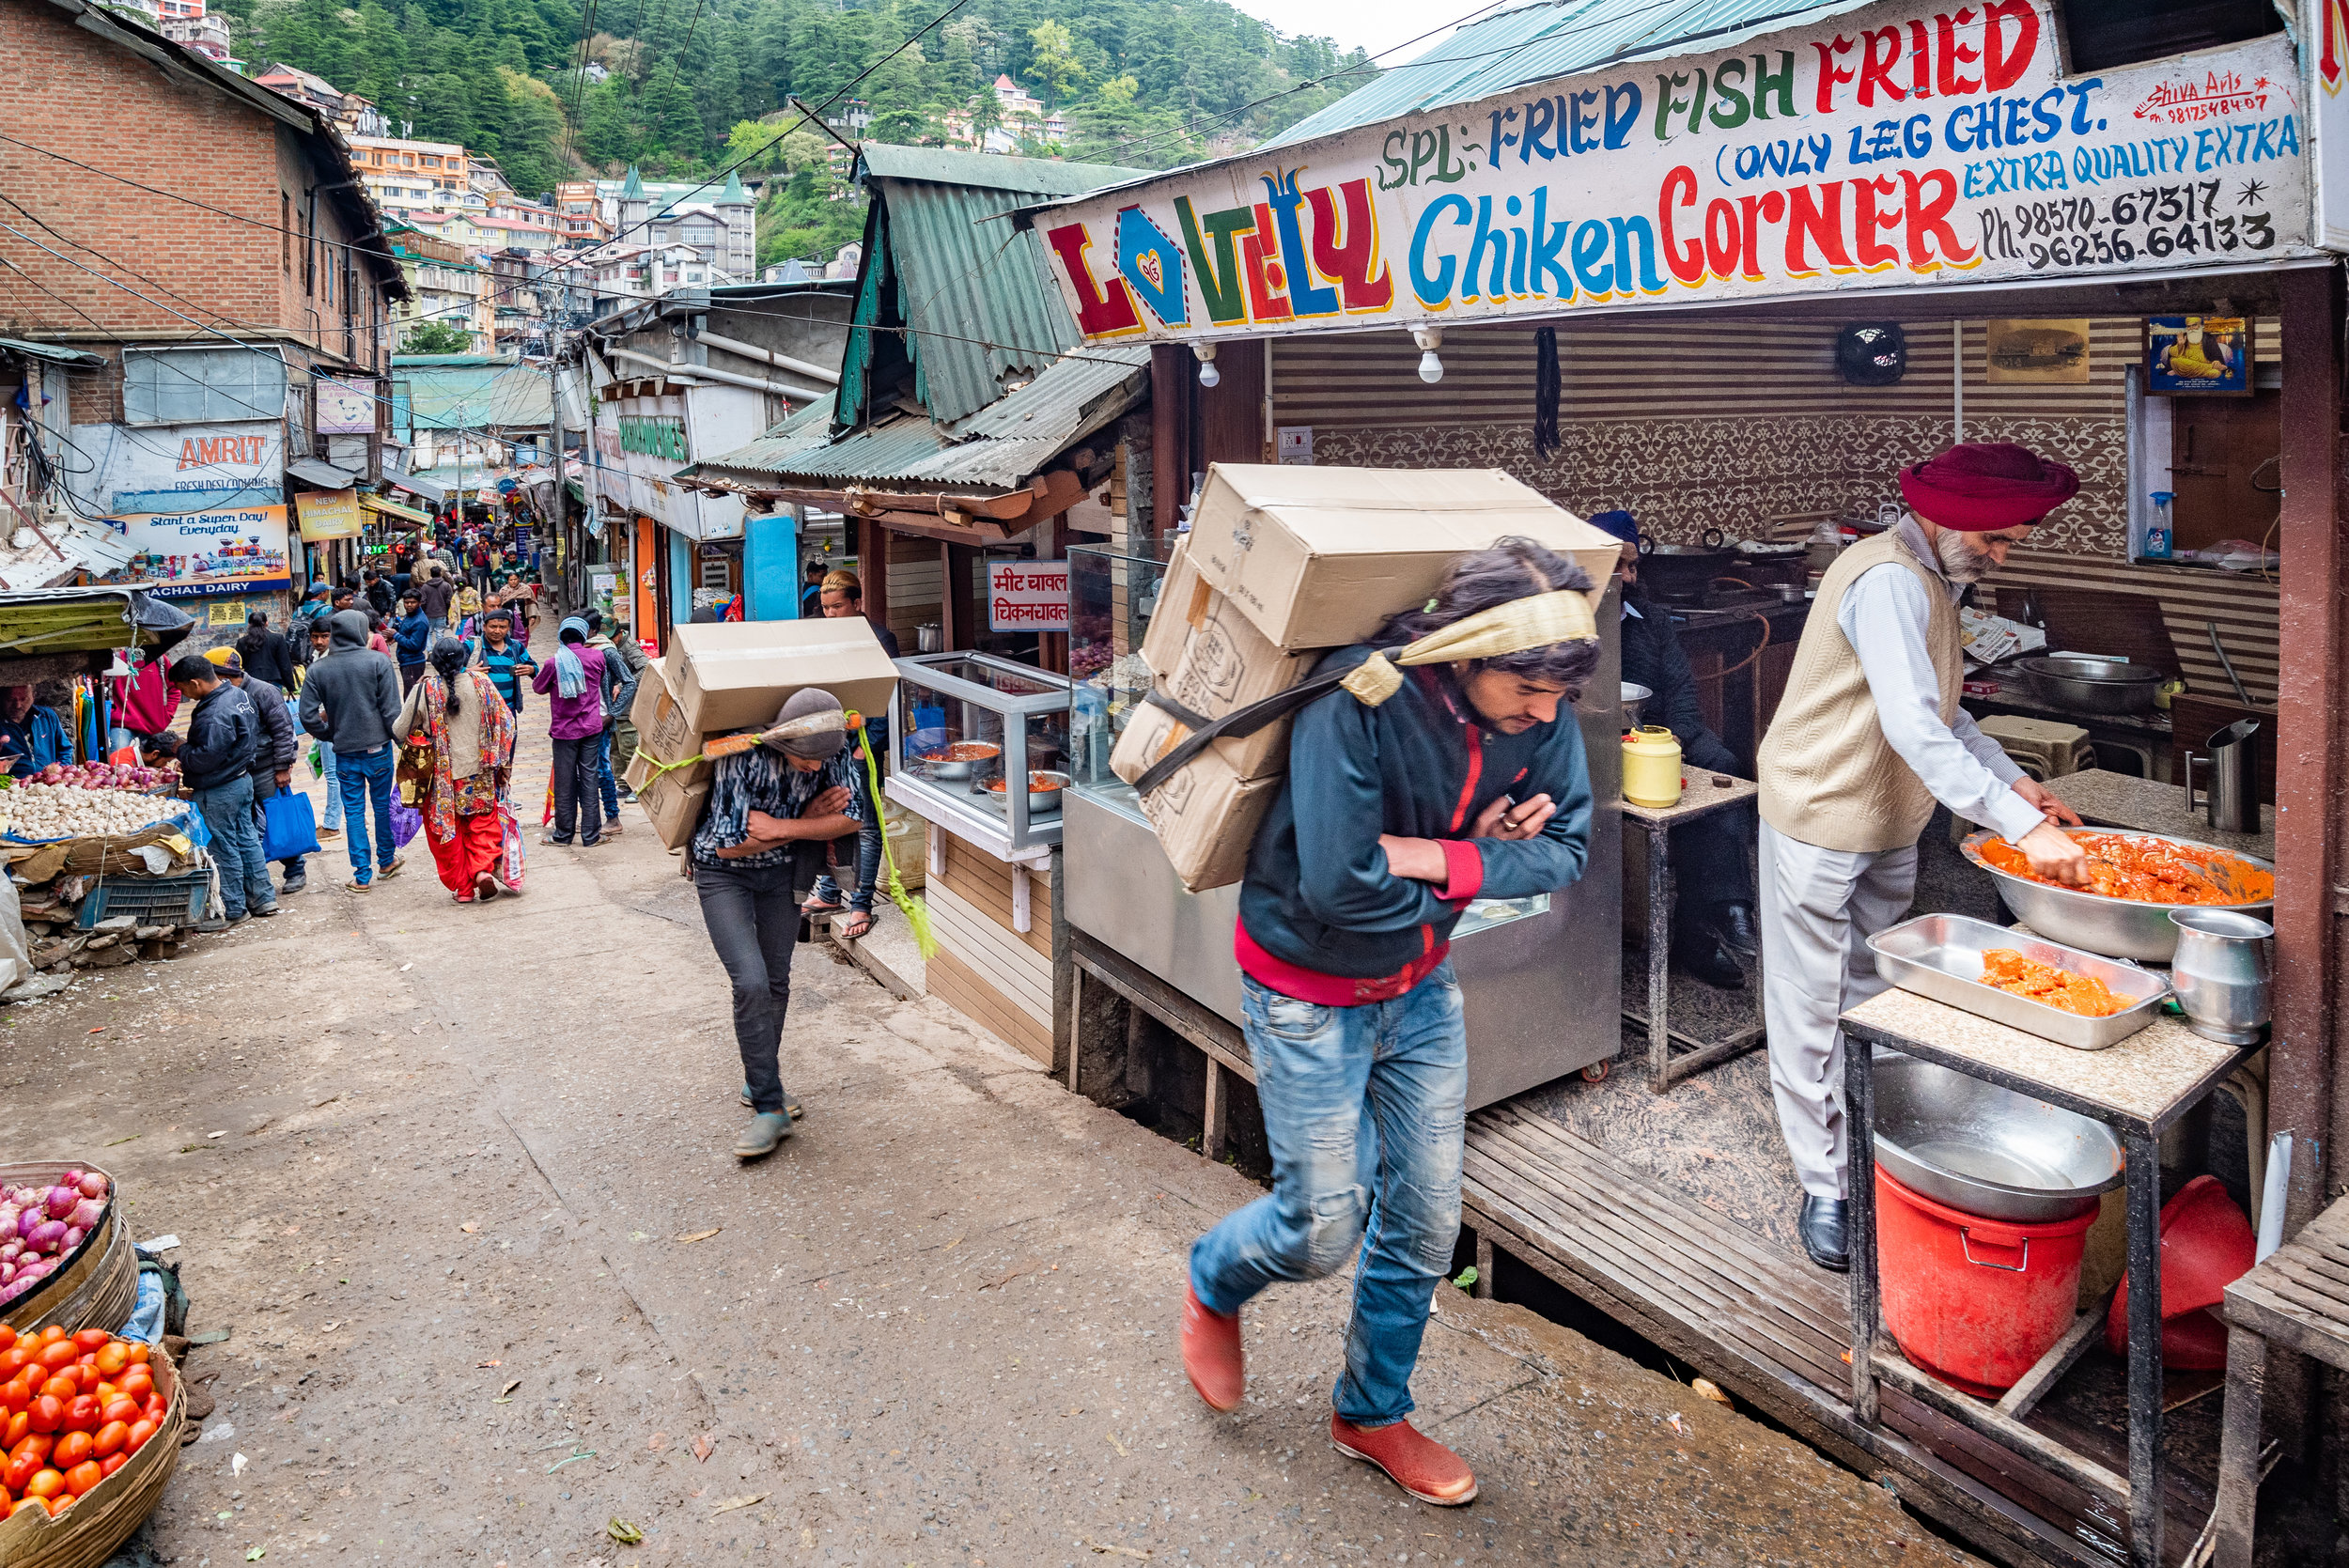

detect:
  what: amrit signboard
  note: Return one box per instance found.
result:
[1035,0,2313,346]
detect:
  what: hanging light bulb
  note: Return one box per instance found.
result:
[1193,342,1221,388]
[1411,325,1444,384]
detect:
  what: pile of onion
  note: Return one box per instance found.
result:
[0,1174,107,1305]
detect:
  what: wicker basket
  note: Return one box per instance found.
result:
[0,1167,133,1339]
[0,1345,184,1567]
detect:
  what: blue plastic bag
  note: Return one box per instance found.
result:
[261,788,321,860]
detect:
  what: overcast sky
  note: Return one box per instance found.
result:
[1235,0,1488,64]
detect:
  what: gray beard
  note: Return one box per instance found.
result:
[1934,528,1998,584]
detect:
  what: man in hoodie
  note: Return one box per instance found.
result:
[394,589,432,691]
[152,655,273,924]
[417,565,458,633]
[208,647,308,895]
[299,610,406,891]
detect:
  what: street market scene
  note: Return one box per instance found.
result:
[0,0,2345,1561]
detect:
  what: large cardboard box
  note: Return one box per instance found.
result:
[1134,539,1320,782]
[625,749,710,851]
[1131,741,1284,894]
[630,659,700,766]
[667,619,903,734]
[1182,464,1621,650]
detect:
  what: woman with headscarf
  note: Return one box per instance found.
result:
[688,688,867,1159]
[532,616,610,847]
[396,635,518,903]
[470,607,534,716]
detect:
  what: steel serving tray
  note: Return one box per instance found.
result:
[1867,912,2170,1050]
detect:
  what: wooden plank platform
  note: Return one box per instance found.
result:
[1462,1102,2212,1567]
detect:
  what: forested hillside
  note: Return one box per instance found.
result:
[223,0,1377,269]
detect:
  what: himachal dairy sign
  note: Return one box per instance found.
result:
[1038,0,2313,344]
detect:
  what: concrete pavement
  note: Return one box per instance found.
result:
[0,710,1979,1568]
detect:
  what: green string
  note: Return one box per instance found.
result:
[848,712,934,959]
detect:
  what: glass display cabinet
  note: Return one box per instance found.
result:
[886,650,1074,859]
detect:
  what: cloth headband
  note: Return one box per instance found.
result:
[1339,589,1600,707]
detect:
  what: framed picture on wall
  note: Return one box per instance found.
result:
[1984,319,2092,383]
[2145,316,2254,396]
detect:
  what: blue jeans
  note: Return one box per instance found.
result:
[334,745,398,883]
[1190,966,1468,1428]
[317,742,342,831]
[597,728,620,817]
[194,773,272,919]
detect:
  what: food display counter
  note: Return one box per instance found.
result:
[1063,538,1624,1111]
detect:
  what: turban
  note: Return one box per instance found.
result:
[766,687,847,760]
[203,647,243,675]
[1898,442,2079,531]
[1585,509,1640,545]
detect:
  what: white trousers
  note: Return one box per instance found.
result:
[1758,821,1919,1200]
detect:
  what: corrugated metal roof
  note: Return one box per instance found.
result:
[1268,0,1874,147]
[690,346,1148,491]
[856,147,1150,428]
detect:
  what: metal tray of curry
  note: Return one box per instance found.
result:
[1870,913,2170,1049]
[1960,827,2275,962]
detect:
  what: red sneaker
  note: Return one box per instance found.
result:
[1181,1285,1243,1412]
[1330,1414,1478,1505]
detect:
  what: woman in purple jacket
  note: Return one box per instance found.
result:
[533,615,609,846]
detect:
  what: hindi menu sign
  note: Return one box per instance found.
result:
[988,560,1069,632]
[1035,0,2310,346]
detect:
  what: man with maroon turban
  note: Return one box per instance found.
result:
[1754,442,2092,1271]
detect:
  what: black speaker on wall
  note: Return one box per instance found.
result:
[1837,322,1907,385]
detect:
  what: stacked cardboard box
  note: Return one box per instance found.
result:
[1112,464,1620,892]
[625,619,904,849]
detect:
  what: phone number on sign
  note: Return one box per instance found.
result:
[1973,179,2277,269]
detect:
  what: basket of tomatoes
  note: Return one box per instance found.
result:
[0,1324,181,1567]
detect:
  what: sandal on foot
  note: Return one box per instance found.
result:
[836,909,875,940]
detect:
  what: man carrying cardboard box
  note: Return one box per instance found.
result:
[1181,538,1600,1507]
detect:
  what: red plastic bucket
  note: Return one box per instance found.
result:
[1876,1167,2098,1395]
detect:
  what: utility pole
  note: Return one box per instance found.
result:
[545,322,574,613]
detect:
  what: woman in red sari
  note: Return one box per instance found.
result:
[394,635,518,903]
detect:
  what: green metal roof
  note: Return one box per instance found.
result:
[0,339,104,368]
[851,146,1151,429]
[720,169,750,205]
[394,358,552,432]
[619,164,646,199]
[1268,0,1878,147]
[689,346,1148,491]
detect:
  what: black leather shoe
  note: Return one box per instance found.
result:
[1674,933,1746,989]
[1711,902,1759,960]
[1799,1196,1850,1271]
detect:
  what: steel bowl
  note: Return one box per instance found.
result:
[985,768,1068,816]
[1960,827,2275,962]
[2016,655,2165,715]
[920,740,1000,782]
[1872,1053,2123,1222]
[1620,682,1653,730]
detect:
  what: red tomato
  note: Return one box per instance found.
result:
[34,1343,73,1374]
[0,1348,28,1381]
[0,1325,18,1351]
[3,1413,26,1449]
[99,1399,136,1426]
[69,1331,107,1355]
[2,1452,36,1492]
[61,1461,100,1497]
[50,1433,87,1468]
[37,1377,73,1403]
[1,1376,31,1413]
[61,1398,97,1435]
[97,1453,123,1479]
[140,1397,163,1427]
[91,1343,127,1377]
[122,1343,148,1365]
[26,1397,59,1436]
[11,1435,51,1464]
[116,1369,151,1401]
[123,1420,154,1454]
[88,1422,125,1460]
[7,1496,43,1518]
[22,1468,62,1499]
[32,1328,60,1346]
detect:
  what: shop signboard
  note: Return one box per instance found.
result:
[988,559,1070,631]
[2311,0,2349,246]
[315,379,377,434]
[1037,0,2312,346]
[69,419,284,516]
[604,388,751,541]
[98,503,293,598]
[294,488,363,541]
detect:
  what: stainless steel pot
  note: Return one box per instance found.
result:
[1620,682,1652,730]
[2015,655,2165,715]
[987,768,1068,817]
[2168,908,2273,1045]
[1960,827,2275,961]
[1636,529,1736,604]
[920,740,999,782]
[1872,1054,2123,1222]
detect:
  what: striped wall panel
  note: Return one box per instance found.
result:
[1990,548,2279,707]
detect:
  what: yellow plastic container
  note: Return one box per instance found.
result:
[1623,726,1684,808]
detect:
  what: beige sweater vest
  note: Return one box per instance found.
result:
[1757,530,1962,853]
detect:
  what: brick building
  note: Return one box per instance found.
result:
[0,0,409,605]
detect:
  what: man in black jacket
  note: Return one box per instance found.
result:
[209,648,309,896]
[152,655,274,924]
[298,610,406,891]
[1590,511,1757,988]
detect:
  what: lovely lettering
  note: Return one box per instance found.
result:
[176,435,270,471]
[1035,0,2310,341]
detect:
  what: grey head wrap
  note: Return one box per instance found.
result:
[767,687,847,760]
